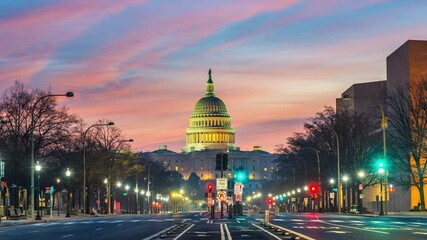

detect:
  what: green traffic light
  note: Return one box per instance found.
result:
[236,172,247,181]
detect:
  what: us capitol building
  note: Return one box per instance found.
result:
[143,70,278,192]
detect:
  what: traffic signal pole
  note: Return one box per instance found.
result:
[220,154,224,219]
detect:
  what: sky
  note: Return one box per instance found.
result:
[1,0,426,153]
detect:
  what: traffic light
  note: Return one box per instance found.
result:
[309,184,318,194]
[236,171,247,181]
[267,197,273,205]
[216,153,228,171]
[376,158,386,174]
[207,183,213,192]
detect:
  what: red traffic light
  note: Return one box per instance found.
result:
[207,184,213,191]
[267,197,273,205]
[309,184,318,194]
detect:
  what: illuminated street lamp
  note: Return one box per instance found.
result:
[35,161,42,220]
[30,92,73,218]
[65,168,71,218]
[324,126,341,213]
[82,122,114,214]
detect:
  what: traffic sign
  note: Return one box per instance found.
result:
[208,197,214,206]
[235,194,242,202]
[234,182,243,195]
[216,178,227,190]
[217,191,227,202]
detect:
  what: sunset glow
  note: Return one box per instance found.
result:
[1,0,426,152]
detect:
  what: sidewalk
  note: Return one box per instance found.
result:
[0,213,108,227]
[339,211,427,218]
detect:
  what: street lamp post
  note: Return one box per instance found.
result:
[125,185,130,213]
[342,175,349,211]
[379,105,388,215]
[357,171,365,213]
[378,166,385,215]
[56,178,61,217]
[140,190,145,214]
[325,126,341,213]
[30,92,73,218]
[82,122,114,214]
[35,161,42,220]
[65,168,71,217]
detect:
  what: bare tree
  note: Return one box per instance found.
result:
[0,81,78,207]
[388,79,427,210]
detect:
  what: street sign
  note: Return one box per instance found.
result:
[216,178,227,190]
[217,191,227,202]
[235,194,242,202]
[234,182,243,195]
[208,197,214,206]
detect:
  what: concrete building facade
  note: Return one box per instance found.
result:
[336,40,427,212]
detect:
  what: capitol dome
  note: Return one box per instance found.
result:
[182,69,238,153]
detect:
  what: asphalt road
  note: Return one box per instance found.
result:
[1,212,427,240]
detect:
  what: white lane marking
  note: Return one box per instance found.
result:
[96,228,103,231]
[255,218,263,221]
[236,218,245,221]
[412,222,427,225]
[111,220,123,223]
[224,224,232,240]
[322,222,389,234]
[266,222,317,240]
[200,218,209,221]
[393,221,405,224]
[141,225,176,240]
[330,220,343,223]
[251,223,283,240]
[173,224,194,240]
[62,234,74,238]
[220,224,225,240]
[272,219,284,221]
[326,231,349,234]
[236,220,240,223]
[413,232,427,235]
[131,220,141,222]
[291,219,304,222]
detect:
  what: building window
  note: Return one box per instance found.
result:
[253,174,255,179]
[215,174,218,178]
[201,165,204,170]
[175,166,179,171]
[253,166,255,170]
[263,167,267,171]
[201,174,204,179]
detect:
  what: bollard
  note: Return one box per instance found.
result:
[265,210,270,224]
